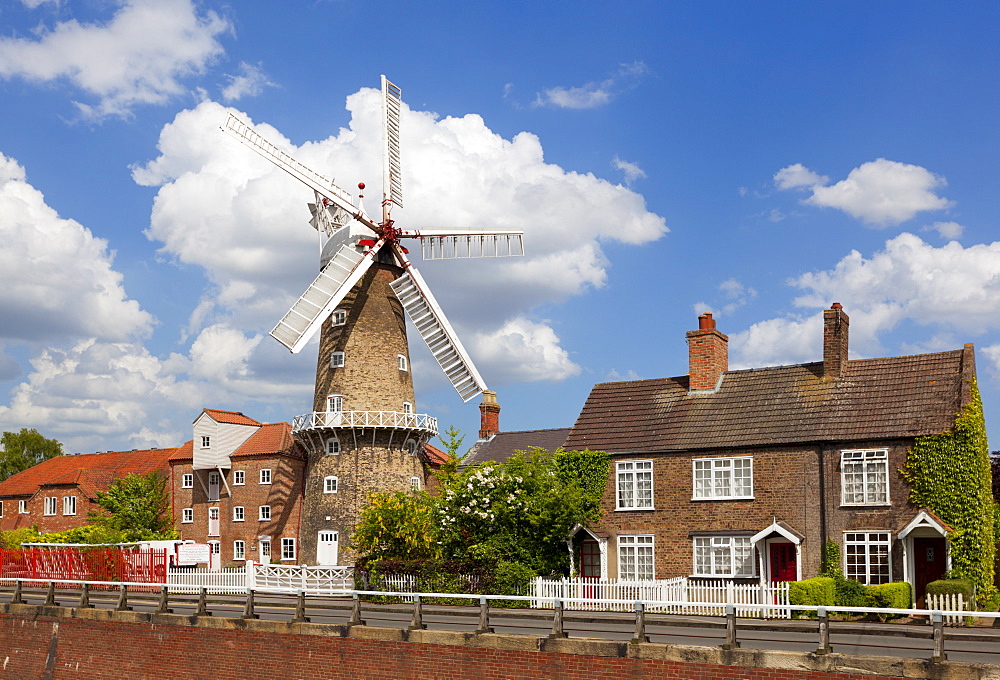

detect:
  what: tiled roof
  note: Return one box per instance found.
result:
[420,442,449,465]
[564,349,970,454]
[465,428,572,466]
[169,440,194,462]
[201,409,262,427]
[0,448,177,499]
[231,422,305,459]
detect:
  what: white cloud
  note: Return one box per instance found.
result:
[773,163,828,190]
[922,221,965,240]
[472,318,580,382]
[983,344,1000,377]
[776,159,952,227]
[220,61,273,102]
[612,156,646,185]
[730,314,822,369]
[132,90,667,383]
[0,152,153,343]
[0,0,230,119]
[534,61,648,109]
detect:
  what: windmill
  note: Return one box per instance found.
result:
[221,76,523,565]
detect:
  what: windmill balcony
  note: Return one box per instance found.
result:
[292,410,438,437]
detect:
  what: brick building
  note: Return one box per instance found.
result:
[0,449,176,533]
[564,304,976,602]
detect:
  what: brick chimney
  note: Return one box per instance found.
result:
[478,390,500,440]
[823,303,849,379]
[687,313,728,392]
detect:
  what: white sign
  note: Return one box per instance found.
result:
[176,543,211,565]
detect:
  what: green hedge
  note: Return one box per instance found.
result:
[866,582,911,609]
[926,578,974,601]
[788,577,836,607]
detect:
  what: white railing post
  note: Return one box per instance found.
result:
[245,561,256,590]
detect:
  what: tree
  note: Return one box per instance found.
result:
[0,428,62,482]
[89,471,177,542]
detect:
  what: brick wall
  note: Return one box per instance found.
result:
[0,490,92,533]
[0,612,919,680]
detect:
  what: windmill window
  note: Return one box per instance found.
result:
[324,476,338,494]
[182,473,193,488]
[405,439,418,456]
[327,395,344,413]
[403,401,413,415]
[397,354,408,371]
[332,309,347,326]
[410,476,421,491]
[326,438,341,455]
[330,351,345,369]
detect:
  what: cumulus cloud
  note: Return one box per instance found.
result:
[922,221,965,240]
[612,156,646,185]
[692,279,757,319]
[0,152,153,343]
[132,89,667,384]
[0,0,230,119]
[774,159,952,227]
[220,61,274,102]
[534,61,648,109]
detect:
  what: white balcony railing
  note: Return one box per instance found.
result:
[292,410,438,436]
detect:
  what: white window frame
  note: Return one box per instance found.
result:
[259,469,272,485]
[233,540,246,561]
[692,535,756,578]
[259,505,271,521]
[615,460,654,510]
[325,438,341,455]
[330,351,345,369]
[233,506,245,522]
[62,496,77,516]
[281,537,296,561]
[617,535,655,580]
[327,394,343,413]
[844,532,892,585]
[182,508,193,524]
[181,473,193,489]
[692,457,754,500]
[43,496,57,516]
[397,354,408,371]
[18,499,27,514]
[840,449,890,506]
[410,476,421,491]
[259,538,271,559]
[402,401,413,415]
[323,476,338,494]
[233,470,245,485]
[201,435,210,448]
[332,309,347,326]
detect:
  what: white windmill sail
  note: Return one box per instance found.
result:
[271,241,382,353]
[389,259,487,402]
[381,76,403,210]
[399,229,525,260]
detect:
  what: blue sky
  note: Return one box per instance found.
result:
[1,1,999,454]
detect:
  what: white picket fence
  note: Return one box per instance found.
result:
[530,577,791,618]
[926,592,965,625]
[165,564,353,595]
[166,567,247,594]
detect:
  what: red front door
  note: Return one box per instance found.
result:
[913,537,946,607]
[769,543,797,582]
[580,539,600,578]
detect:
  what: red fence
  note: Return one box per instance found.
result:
[0,548,167,585]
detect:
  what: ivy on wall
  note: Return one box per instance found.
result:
[902,380,996,597]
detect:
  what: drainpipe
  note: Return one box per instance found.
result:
[818,446,828,568]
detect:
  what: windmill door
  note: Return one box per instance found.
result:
[208,472,220,502]
[208,507,220,537]
[317,531,339,566]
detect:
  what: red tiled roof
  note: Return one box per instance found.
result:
[420,442,449,465]
[169,440,194,462]
[0,448,177,499]
[201,409,262,427]
[564,349,970,454]
[231,422,305,459]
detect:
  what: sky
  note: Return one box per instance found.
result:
[0,1,999,455]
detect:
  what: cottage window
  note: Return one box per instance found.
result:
[332,309,347,326]
[259,505,271,521]
[617,535,655,580]
[182,508,193,523]
[18,499,27,514]
[63,496,77,516]
[841,449,889,505]
[201,436,210,448]
[324,476,338,494]
[43,496,57,516]
[844,532,891,585]
[260,469,272,485]
[281,538,296,561]
[182,473,193,488]
[326,438,341,455]
[233,470,245,485]
[693,536,755,578]
[233,506,245,522]
[330,351,345,369]
[397,354,408,371]
[616,460,653,510]
[234,540,246,561]
[692,457,753,500]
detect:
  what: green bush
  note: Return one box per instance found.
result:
[926,578,974,602]
[834,577,868,607]
[789,577,836,607]
[866,582,911,611]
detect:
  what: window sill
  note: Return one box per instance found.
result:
[614,506,655,512]
[181,521,193,524]
[689,574,758,580]
[840,503,891,508]
[232,519,245,522]
[691,496,755,502]
[259,483,272,486]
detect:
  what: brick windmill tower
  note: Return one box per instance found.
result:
[223,77,524,565]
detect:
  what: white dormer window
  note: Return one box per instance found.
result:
[330,351,345,369]
[332,309,347,326]
[403,401,413,415]
[326,438,341,455]
[201,436,210,448]
[327,395,343,413]
[397,354,408,371]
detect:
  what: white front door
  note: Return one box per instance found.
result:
[208,507,220,536]
[208,472,220,502]
[208,541,220,570]
[317,531,339,566]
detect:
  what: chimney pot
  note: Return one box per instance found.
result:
[831,302,843,310]
[698,313,716,330]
